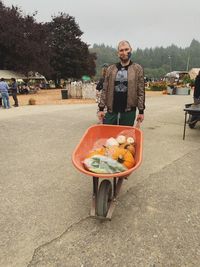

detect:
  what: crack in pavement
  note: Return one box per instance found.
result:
[27,215,90,267]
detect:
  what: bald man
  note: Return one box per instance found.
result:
[98,40,145,125]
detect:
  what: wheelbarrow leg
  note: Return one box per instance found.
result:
[90,176,99,216]
[106,177,124,220]
[183,111,187,140]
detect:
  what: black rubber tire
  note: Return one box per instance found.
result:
[188,115,196,129]
[189,122,196,129]
[97,180,112,217]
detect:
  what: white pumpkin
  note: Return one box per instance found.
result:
[105,137,119,147]
[127,137,135,144]
[116,135,126,144]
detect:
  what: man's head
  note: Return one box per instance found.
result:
[117,40,132,64]
[101,63,109,77]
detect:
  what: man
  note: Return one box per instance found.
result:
[10,78,19,107]
[96,63,109,104]
[98,40,145,125]
[189,70,200,128]
[0,78,10,109]
[193,70,200,104]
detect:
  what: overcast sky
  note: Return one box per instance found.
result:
[4,0,200,49]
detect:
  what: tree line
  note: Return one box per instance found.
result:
[1,1,200,82]
[0,1,96,83]
[90,39,200,79]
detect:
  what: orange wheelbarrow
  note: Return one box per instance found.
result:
[72,124,143,220]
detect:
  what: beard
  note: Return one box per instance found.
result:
[120,56,130,64]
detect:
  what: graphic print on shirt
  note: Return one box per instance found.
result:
[114,68,128,93]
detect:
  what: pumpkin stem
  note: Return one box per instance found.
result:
[117,155,124,164]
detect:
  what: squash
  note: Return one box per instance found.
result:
[105,145,119,157]
[116,135,126,144]
[124,143,135,156]
[111,147,135,169]
[119,142,135,155]
[86,147,106,158]
[127,137,135,144]
[105,137,119,147]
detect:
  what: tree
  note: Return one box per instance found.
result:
[46,13,96,82]
[0,1,52,76]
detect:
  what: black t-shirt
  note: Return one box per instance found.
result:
[113,62,132,112]
[96,78,104,91]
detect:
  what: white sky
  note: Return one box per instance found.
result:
[3,0,200,49]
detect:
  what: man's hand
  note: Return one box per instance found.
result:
[97,111,105,123]
[136,114,144,122]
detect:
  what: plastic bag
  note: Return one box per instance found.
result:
[83,155,127,174]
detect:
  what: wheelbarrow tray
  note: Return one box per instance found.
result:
[72,124,143,178]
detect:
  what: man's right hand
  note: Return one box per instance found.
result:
[97,111,104,123]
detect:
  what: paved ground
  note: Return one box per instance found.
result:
[0,94,200,267]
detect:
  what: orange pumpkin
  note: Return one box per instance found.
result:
[120,142,135,156]
[124,144,135,156]
[86,147,106,158]
[111,147,135,169]
[105,145,119,157]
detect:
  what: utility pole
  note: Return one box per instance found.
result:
[186,55,190,71]
[168,55,172,72]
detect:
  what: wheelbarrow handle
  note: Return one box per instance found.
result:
[135,120,141,129]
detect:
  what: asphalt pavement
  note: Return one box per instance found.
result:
[0,94,200,267]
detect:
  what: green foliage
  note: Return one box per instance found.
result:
[149,82,167,91]
[90,40,200,80]
[90,44,118,79]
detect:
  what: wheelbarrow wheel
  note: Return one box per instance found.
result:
[188,115,197,129]
[97,180,112,217]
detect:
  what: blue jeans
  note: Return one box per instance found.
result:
[1,92,10,108]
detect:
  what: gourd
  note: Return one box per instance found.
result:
[86,147,106,158]
[116,135,126,144]
[105,137,119,147]
[111,147,135,169]
[127,137,135,144]
[124,143,135,156]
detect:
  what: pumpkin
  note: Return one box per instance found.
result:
[116,135,126,144]
[105,145,119,157]
[124,144,135,156]
[111,147,135,169]
[127,137,135,144]
[86,147,106,158]
[105,137,119,147]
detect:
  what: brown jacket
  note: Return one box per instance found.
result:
[99,62,145,113]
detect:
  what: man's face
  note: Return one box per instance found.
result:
[118,43,132,63]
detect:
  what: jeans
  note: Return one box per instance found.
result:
[1,92,10,108]
[12,92,19,106]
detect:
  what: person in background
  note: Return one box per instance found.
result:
[96,63,109,105]
[0,78,10,109]
[193,70,200,104]
[0,90,2,107]
[10,78,19,107]
[189,71,200,127]
[98,40,145,125]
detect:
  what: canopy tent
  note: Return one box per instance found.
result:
[0,70,27,80]
[27,71,47,82]
[188,68,200,80]
[81,75,91,82]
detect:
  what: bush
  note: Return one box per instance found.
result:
[149,82,167,91]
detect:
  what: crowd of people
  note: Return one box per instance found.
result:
[0,78,42,109]
[0,78,19,108]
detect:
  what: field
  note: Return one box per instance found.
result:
[11,89,161,106]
